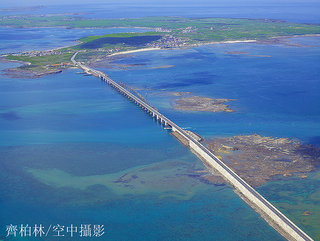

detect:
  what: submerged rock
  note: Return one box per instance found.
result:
[205,134,320,186]
[174,95,235,113]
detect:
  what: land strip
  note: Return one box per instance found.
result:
[2,15,320,78]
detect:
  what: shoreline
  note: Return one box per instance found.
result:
[104,40,258,59]
[75,59,315,241]
[2,34,319,79]
[100,34,320,59]
[3,33,318,58]
[109,40,258,57]
[272,33,320,39]
[107,47,162,57]
[190,39,257,47]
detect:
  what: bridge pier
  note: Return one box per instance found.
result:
[71,52,314,241]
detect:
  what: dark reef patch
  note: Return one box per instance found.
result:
[308,136,320,147]
[156,77,213,89]
[156,72,216,89]
[0,111,21,120]
[206,134,320,186]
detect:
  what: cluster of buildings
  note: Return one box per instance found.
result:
[10,49,73,57]
[154,27,172,32]
[181,26,198,33]
[147,35,189,48]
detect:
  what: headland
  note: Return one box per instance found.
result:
[2,15,320,78]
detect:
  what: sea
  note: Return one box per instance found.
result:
[0,1,319,240]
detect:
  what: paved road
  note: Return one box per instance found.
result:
[71,52,313,241]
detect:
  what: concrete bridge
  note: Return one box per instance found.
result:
[71,52,313,241]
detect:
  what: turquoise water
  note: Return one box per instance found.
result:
[103,37,320,144]
[1,11,319,241]
[0,28,285,240]
[101,36,320,239]
[0,68,283,241]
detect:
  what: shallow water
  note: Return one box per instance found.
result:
[258,171,320,240]
[0,7,319,240]
[0,67,284,240]
[103,37,320,144]
[0,27,149,55]
[0,26,286,239]
[99,36,320,239]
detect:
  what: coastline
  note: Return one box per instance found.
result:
[4,33,319,58]
[190,39,257,47]
[2,21,320,240]
[89,34,320,60]
[272,33,320,39]
[108,47,162,57]
[3,34,319,79]
[0,25,152,30]
[105,40,258,58]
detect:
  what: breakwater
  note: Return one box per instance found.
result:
[71,52,313,241]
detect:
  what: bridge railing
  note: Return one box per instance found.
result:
[71,52,313,241]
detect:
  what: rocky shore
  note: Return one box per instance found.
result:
[3,67,63,79]
[174,95,235,113]
[226,51,272,58]
[205,134,320,186]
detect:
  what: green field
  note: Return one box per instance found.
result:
[4,31,163,76]
[2,15,320,77]
[77,32,163,49]
[2,15,320,41]
[78,32,163,43]
[6,53,74,66]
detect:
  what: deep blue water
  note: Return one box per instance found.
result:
[102,37,320,145]
[97,37,320,238]
[0,27,149,54]
[0,70,283,241]
[0,3,319,240]
[0,27,284,240]
[1,1,320,24]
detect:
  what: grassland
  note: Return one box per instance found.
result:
[3,32,164,77]
[78,32,162,43]
[2,15,320,78]
[4,52,75,78]
[77,32,162,49]
[2,15,320,41]
[6,53,74,66]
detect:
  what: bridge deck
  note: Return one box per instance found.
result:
[71,52,313,241]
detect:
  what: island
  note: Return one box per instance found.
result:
[205,134,320,186]
[2,15,320,78]
[174,96,235,112]
[2,14,319,240]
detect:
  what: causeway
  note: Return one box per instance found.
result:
[71,52,313,241]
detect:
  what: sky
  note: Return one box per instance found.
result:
[2,0,320,8]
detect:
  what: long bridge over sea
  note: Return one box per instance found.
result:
[71,52,313,241]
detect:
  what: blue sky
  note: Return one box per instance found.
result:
[2,0,319,8]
